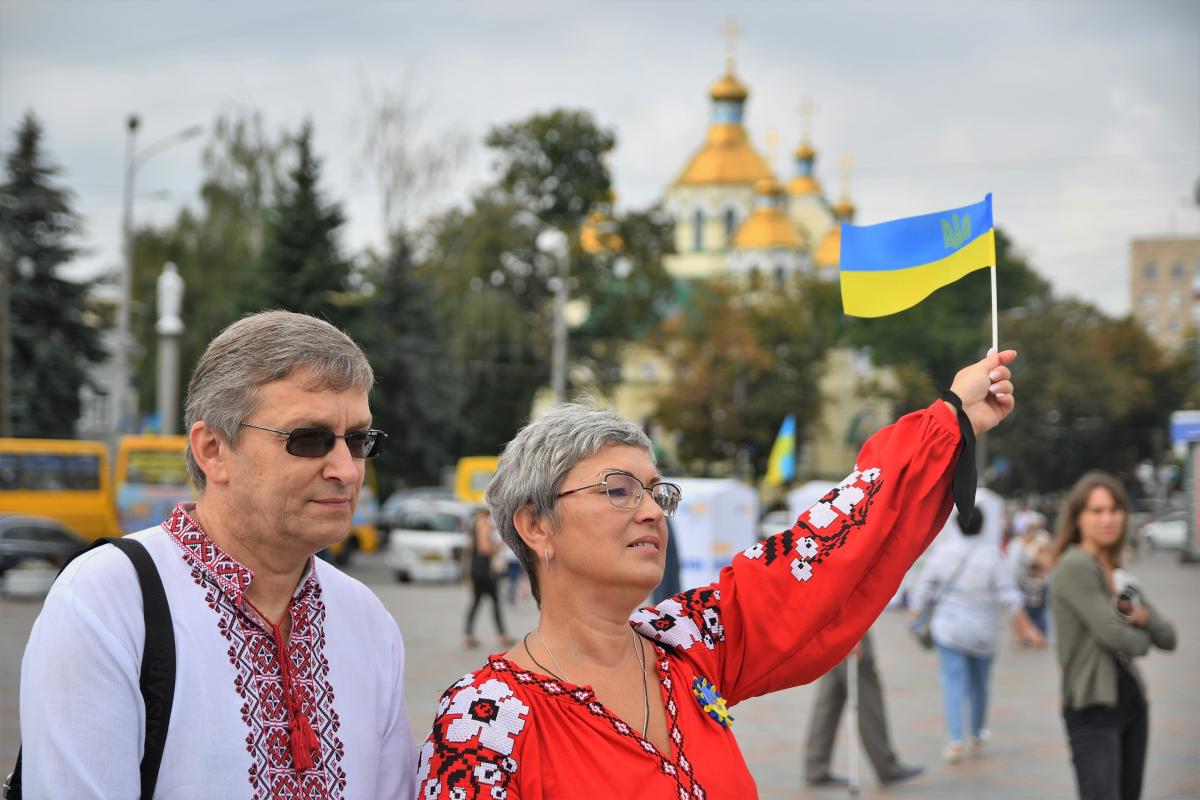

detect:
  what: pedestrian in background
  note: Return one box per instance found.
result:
[803,628,924,788]
[909,506,1028,763]
[1051,471,1176,800]
[1007,510,1053,646]
[463,507,513,649]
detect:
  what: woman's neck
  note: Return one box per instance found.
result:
[535,592,642,670]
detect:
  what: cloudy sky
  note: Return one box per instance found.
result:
[2,0,1197,317]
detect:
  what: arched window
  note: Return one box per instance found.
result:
[724,209,737,243]
[692,209,704,251]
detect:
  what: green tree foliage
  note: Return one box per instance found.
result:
[260,120,351,325]
[485,109,615,231]
[842,228,1052,399]
[651,274,841,477]
[347,235,463,487]
[129,111,282,426]
[0,112,105,436]
[416,109,660,456]
[418,196,551,456]
[570,206,677,390]
[988,298,1193,494]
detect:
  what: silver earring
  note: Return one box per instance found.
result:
[543,548,551,570]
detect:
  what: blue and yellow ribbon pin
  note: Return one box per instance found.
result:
[692,676,734,729]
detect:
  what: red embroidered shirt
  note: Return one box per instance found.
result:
[416,401,960,799]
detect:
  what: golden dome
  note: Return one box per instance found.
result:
[710,71,749,101]
[832,197,856,220]
[814,225,841,268]
[733,206,803,250]
[787,175,821,196]
[674,124,775,186]
[793,141,815,160]
[754,176,784,197]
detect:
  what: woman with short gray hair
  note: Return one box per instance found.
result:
[417,350,1019,799]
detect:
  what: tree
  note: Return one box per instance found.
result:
[413,109,637,455]
[417,195,552,456]
[485,109,615,231]
[347,234,464,487]
[987,298,1193,494]
[0,112,105,436]
[841,228,1052,401]
[129,110,283,426]
[569,205,677,391]
[260,120,351,325]
[651,274,841,477]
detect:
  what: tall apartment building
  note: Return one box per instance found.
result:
[1130,236,1200,352]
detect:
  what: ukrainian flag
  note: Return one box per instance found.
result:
[839,194,995,318]
[764,414,796,487]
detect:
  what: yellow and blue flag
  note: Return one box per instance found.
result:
[764,414,796,487]
[839,193,996,318]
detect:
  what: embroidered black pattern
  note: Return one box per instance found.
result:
[740,465,884,583]
[419,647,709,799]
[631,588,724,654]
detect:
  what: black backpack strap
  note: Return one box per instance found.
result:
[105,537,175,800]
[4,537,175,800]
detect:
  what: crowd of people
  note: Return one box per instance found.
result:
[8,310,1179,800]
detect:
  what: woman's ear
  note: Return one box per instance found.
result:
[513,503,555,556]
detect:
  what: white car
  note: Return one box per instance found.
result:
[386,499,473,582]
[1140,512,1189,551]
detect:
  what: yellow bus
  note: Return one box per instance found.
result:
[115,435,192,533]
[0,438,121,540]
[454,456,500,504]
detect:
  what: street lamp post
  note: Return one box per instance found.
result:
[111,116,202,436]
[536,227,571,405]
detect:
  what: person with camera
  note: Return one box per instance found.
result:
[1050,471,1177,800]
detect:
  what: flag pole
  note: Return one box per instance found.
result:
[990,264,999,353]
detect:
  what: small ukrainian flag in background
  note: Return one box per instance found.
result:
[764,414,796,487]
[839,194,995,317]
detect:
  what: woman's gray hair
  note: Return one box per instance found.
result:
[486,402,653,604]
[184,311,374,489]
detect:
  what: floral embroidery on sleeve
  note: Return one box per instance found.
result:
[631,587,724,652]
[739,465,884,583]
[419,673,529,799]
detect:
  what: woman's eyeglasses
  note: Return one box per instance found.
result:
[239,423,387,459]
[557,471,682,517]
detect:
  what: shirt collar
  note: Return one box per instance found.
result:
[163,501,319,606]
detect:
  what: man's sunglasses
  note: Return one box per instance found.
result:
[239,423,387,459]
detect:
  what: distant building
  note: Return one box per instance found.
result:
[566,53,895,481]
[661,57,853,283]
[1130,236,1200,352]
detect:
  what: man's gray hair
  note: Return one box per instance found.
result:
[486,402,653,604]
[184,311,374,489]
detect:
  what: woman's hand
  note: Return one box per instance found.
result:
[948,348,1017,436]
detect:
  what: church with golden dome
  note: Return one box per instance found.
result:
[661,56,856,282]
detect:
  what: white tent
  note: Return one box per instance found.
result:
[671,478,759,589]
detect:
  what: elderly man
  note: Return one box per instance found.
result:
[17,312,416,798]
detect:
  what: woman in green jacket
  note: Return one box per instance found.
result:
[1050,471,1176,800]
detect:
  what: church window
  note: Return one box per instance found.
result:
[1170,261,1184,279]
[724,209,737,243]
[693,210,704,251]
[1142,262,1156,280]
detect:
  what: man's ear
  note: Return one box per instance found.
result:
[513,504,555,558]
[189,420,230,486]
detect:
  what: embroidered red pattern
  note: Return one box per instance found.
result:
[163,505,347,799]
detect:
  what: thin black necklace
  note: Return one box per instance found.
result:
[521,630,651,738]
[522,633,565,681]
